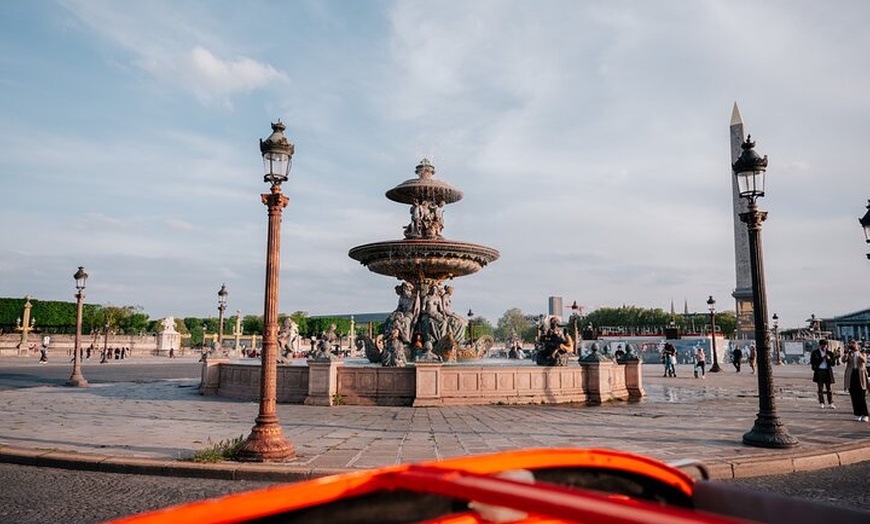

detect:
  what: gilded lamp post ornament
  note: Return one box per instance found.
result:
[733,135,798,449]
[15,295,36,354]
[237,121,295,462]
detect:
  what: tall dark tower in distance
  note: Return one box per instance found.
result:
[730,103,754,340]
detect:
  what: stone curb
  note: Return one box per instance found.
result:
[3,441,869,483]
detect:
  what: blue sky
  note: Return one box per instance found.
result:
[1,0,867,330]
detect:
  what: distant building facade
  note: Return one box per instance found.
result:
[548,296,563,318]
[826,309,870,342]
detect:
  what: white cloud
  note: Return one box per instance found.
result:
[58,0,288,106]
[137,46,289,106]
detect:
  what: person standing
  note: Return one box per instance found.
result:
[732,346,743,373]
[842,340,868,422]
[662,343,677,377]
[810,339,836,409]
[694,345,706,379]
[748,344,757,374]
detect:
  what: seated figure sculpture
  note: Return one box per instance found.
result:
[382,324,407,367]
[535,316,573,367]
[439,286,467,344]
[418,284,446,344]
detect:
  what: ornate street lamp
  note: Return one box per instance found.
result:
[237,121,296,462]
[467,309,475,345]
[66,266,89,387]
[707,296,722,373]
[772,313,781,365]
[860,200,870,259]
[217,283,228,344]
[100,321,109,363]
[570,301,580,351]
[734,135,798,448]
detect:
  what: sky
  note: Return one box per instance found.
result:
[1,0,868,331]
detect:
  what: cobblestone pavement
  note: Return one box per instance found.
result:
[1,359,869,481]
[0,462,276,524]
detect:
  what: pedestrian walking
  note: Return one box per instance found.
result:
[694,345,706,379]
[748,344,757,374]
[842,340,868,422]
[662,343,677,377]
[732,346,743,373]
[810,339,836,409]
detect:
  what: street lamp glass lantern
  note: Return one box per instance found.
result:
[732,136,768,200]
[73,266,88,291]
[218,283,228,306]
[706,295,715,313]
[260,120,294,186]
[859,200,870,243]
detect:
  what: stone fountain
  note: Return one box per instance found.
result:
[202,158,643,406]
[349,159,500,365]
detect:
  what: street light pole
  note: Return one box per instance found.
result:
[101,322,109,363]
[570,300,580,352]
[707,296,721,373]
[734,135,798,448]
[217,283,228,345]
[467,309,474,346]
[772,313,782,365]
[859,200,870,259]
[238,120,295,462]
[66,266,89,387]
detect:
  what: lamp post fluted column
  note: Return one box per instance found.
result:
[66,266,89,387]
[733,135,798,448]
[238,121,295,462]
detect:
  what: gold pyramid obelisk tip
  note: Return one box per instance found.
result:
[730,102,743,126]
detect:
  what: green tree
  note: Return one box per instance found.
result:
[242,315,263,336]
[494,308,531,342]
[468,316,494,340]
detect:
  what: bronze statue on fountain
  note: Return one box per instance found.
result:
[534,316,575,366]
[349,159,499,366]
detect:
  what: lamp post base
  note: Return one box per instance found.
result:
[65,374,89,388]
[709,363,722,373]
[237,419,295,462]
[742,413,799,449]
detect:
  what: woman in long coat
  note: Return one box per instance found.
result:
[842,340,869,422]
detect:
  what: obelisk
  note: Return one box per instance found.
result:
[730,103,754,341]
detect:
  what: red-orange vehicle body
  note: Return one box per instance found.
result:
[105,448,863,524]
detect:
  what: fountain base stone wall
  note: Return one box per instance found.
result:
[203,360,644,406]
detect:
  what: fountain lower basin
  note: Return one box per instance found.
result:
[200,358,643,407]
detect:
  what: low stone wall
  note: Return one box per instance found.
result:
[203,359,644,407]
[0,333,159,357]
[208,361,309,403]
